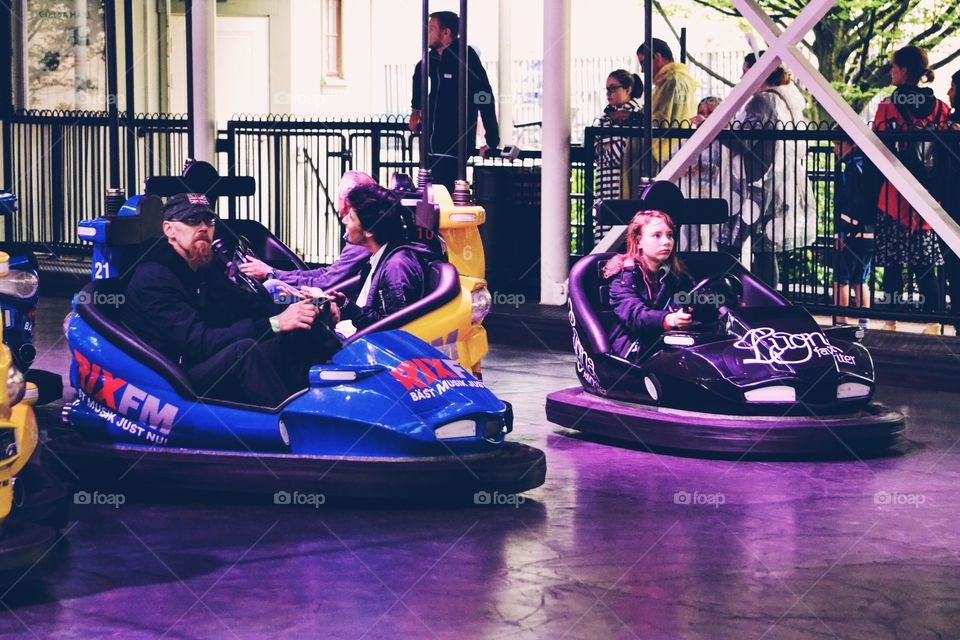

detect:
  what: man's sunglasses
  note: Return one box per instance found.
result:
[178,214,218,227]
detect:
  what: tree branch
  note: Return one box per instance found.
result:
[653,0,737,86]
[877,1,914,31]
[689,0,739,17]
[855,9,877,83]
[931,46,960,70]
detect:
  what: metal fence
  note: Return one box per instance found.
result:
[223,116,588,263]
[383,52,748,147]
[2,109,958,325]
[1,109,189,252]
[582,122,960,325]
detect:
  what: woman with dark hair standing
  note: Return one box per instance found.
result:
[593,70,644,242]
[872,45,950,333]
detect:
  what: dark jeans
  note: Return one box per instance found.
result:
[882,265,941,314]
[940,238,960,327]
[428,154,459,193]
[187,324,342,407]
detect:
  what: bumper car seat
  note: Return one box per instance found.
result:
[348,261,461,343]
[215,219,307,273]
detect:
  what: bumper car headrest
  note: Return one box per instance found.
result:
[145,160,256,203]
[595,181,728,227]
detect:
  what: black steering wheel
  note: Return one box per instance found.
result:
[682,273,744,328]
[212,235,271,300]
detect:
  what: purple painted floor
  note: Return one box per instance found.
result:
[2,298,959,639]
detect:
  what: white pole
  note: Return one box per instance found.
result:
[497,0,514,145]
[145,0,160,114]
[192,0,216,162]
[541,0,571,305]
[74,0,89,108]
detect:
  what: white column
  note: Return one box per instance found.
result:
[497,0,514,145]
[192,0,217,162]
[541,0,571,305]
[145,0,160,113]
[74,0,89,108]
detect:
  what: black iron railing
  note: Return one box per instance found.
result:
[2,109,957,326]
[582,122,960,325]
[1,109,188,253]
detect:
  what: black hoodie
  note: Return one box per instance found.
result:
[879,86,951,127]
[122,241,275,367]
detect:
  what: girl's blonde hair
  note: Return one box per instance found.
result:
[603,209,683,278]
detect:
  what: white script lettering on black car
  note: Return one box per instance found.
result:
[733,328,856,366]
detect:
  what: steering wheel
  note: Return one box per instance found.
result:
[682,273,744,328]
[212,235,271,300]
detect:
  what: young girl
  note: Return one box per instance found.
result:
[605,210,693,361]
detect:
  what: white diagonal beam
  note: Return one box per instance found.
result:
[594,0,834,253]
[733,0,960,256]
[594,0,960,258]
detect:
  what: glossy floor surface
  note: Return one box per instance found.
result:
[2,298,959,639]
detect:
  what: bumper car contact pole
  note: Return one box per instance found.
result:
[416,0,432,193]
[103,0,125,216]
[452,0,473,206]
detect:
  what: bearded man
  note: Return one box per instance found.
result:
[121,193,341,407]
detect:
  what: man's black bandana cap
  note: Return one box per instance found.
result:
[162,193,216,222]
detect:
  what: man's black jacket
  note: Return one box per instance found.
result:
[411,39,500,157]
[122,241,276,368]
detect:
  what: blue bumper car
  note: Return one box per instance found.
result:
[0,192,64,405]
[545,183,905,457]
[49,165,545,501]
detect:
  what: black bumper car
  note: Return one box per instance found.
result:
[546,183,905,457]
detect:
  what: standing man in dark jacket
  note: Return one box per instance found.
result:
[322,184,444,337]
[408,10,500,191]
[122,193,341,407]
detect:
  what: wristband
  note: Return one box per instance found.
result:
[270,316,281,333]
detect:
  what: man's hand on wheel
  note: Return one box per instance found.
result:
[273,300,319,332]
[327,302,341,325]
[326,289,348,308]
[238,257,273,280]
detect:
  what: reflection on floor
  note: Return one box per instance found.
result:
[3,297,960,639]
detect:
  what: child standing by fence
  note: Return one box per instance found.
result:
[832,140,877,329]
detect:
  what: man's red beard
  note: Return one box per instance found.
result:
[186,238,213,269]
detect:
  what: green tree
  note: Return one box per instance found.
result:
[689,0,960,120]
